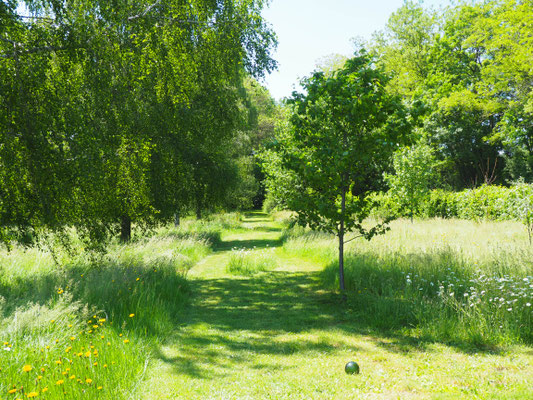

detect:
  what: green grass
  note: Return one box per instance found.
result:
[282,218,533,346]
[0,216,222,399]
[226,247,278,275]
[2,212,532,399]
[141,212,533,399]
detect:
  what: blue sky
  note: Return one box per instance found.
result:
[261,0,453,100]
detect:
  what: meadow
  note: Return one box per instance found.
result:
[1,212,532,399]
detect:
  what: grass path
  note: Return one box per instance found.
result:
[142,213,532,399]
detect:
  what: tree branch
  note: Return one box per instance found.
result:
[344,234,363,244]
[128,0,162,21]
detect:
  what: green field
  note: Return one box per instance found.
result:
[1,213,532,399]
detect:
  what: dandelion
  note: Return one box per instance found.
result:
[70,336,75,341]
[69,375,76,380]
[97,386,103,390]
[56,380,64,385]
[22,365,32,372]
[42,388,48,393]
[123,339,130,344]
[55,360,62,365]
[26,392,38,398]
[85,351,91,357]
[8,389,17,394]
[37,375,42,380]
[86,378,93,384]
[129,314,135,318]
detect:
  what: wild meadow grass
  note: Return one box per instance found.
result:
[281,218,533,347]
[0,215,230,399]
[226,247,278,275]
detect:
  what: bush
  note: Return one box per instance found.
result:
[371,183,533,222]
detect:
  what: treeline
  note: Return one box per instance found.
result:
[263,0,533,211]
[371,0,533,188]
[0,0,277,246]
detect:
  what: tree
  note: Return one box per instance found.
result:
[274,52,410,292]
[0,0,277,246]
[384,143,439,221]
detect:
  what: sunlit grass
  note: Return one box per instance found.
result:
[0,214,230,399]
[281,218,533,346]
[226,247,278,275]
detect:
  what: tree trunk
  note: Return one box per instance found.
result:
[339,187,346,292]
[120,215,131,242]
[174,213,180,226]
[196,206,202,220]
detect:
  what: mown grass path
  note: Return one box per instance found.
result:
[142,213,532,399]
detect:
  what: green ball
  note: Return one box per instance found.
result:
[345,361,360,374]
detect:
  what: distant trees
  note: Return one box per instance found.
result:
[371,0,533,188]
[0,0,277,245]
[384,144,439,222]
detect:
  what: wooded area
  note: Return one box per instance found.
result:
[0,0,277,246]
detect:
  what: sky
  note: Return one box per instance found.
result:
[261,0,453,100]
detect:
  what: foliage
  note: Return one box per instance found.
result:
[0,0,277,245]
[384,143,439,221]
[267,51,410,291]
[372,183,533,231]
[371,0,533,188]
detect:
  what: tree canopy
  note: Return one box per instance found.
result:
[0,0,277,246]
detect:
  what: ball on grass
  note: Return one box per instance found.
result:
[345,361,360,374]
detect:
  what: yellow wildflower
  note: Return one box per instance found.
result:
[86,378,92,384]
[27,392,38,398]
[56,380,64,385]
[8,389,17,394]
[42,388,48,393]
[123,339,130,344]
[85,351,91,357]
[69,375,76,380]
[129,313,135,318]
[22,365,32,372]
[97,386,103,390]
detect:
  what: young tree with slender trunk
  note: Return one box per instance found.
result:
[274,52,410,293]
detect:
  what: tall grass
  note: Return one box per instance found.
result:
[226,248,278,275]
[0,221,216,399]
[281,218,533,346]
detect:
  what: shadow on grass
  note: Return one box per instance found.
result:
[151,261,508,380]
